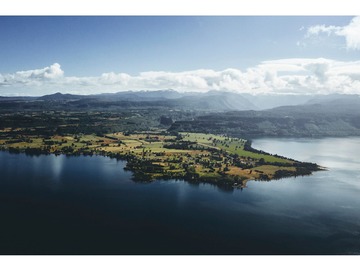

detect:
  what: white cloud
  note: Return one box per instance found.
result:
[337,16,360,50]
[2,59,360,96]
[305,16,360,50]
[0,63,64,88]
[16,63,64,81]
[304,62,330,82]
[306,24,342,37]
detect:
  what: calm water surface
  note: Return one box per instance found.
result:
[1,137,360,254]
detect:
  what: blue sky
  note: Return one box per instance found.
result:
[0,16,360,96]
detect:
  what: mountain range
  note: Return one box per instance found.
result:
[2,89,360,137]
[167,92,360,137]
[2,89,359,112]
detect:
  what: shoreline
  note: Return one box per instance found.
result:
[0,131,323,190]
[0,144,323,190]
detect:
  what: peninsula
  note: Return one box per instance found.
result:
[0,130,321,188]
[0,91,327,188]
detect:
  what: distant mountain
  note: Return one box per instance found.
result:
[86,91,257,111]
[242,94,314,110]
[36,89,201,102]
[38,92,84,101]
[271,94,360,116]
[0,96,37,101]
[27,90,257,111]
[173,91,258,111]
[98,89,184,102]
[170,95,360,137]
[3,90,360,115]
[3,89,360,137]
[242,93,360,110]
[0,90,259,112]
[305,94,360,105]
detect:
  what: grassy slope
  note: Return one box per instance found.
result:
[181,132,292,163]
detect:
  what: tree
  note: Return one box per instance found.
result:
[160,116,173,126]
[258,158,265,165]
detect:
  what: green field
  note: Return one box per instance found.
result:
[181,132,292,163]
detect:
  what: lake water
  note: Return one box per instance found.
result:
[0,137,360,254]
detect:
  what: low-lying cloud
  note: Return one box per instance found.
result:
[1,58,360,96]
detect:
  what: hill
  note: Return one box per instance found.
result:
[169,96,360,137]
[0,90,257,112]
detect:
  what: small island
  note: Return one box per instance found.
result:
[0,130,322,188]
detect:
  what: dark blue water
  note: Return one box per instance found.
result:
[1,137,360,254]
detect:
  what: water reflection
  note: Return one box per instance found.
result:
[1,137,360,254]
[175,180,189,207]
[49,154,65,182]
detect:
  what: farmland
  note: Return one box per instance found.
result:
[0,129,320,188]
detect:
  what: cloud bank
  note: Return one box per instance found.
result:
[305,16,360,50]
[2,59,360,96]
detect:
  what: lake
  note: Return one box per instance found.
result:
[0,137,360,254]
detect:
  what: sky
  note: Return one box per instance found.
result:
[0,16,360,96]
